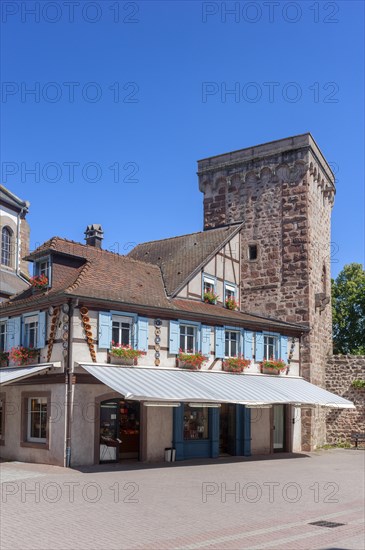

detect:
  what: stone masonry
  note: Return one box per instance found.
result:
[198,134,336,449]
[19,215,30,277]
[326,355,365,444]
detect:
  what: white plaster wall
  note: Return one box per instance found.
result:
[187,272,202,296]
[250,408,271,454]
[145,406,173,461]
[0,205,18,225]
[0,383,66,466]
[70,383,106,466]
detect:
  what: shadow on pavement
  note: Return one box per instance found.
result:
[72,451,311,474]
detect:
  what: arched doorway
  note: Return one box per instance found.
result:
[99,399,140,463]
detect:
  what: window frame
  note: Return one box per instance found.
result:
[0,320,7,352]
[224,281,237,303]
[263,333,280,360]
[202,273,217,299]
[224,329,241,358]
[22,314,39,349]
[179,323,198,353]
[21,392,50,449]
[0,393,5,445]
[248,244,258,261]
[111,314,134,347]
[34,256,52,286]
[1,226,12,267]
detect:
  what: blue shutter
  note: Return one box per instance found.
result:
[244,330,253,360]
[255,332,264,362]
[169,320,180,354]
[7,316,21,350]
[37,311,46,349]
[215,326,225,358]
[201,325,211,356]
[98,312,112,349]
[280,335,288,362]
[137,317,149,352]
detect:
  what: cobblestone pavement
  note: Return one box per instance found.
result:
[1,449,364,550]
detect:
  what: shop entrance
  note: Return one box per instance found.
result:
[99,399,140,463]
[273,404,286,452]
[219,403,236,455]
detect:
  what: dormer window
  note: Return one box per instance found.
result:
[34,257,51,287]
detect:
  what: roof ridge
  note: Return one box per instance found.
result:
[130,224,241,249]
[30,235,167,272]
[65,260,93,292]
[31,236,124,259]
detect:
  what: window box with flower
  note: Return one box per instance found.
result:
[0,350,9,368]
[177,350,207,371]
[203,291,218,305]
[30,274,49,291]
[108,343,144,365]
[222,356,250,374]
[9,347,40,366]
[260,359,287,375]
[225,297,238,311]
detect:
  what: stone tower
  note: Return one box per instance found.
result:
[198,134,335,448]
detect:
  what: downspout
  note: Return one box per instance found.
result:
[64,298,76,467]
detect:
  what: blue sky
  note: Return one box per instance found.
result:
[1,0,364,277]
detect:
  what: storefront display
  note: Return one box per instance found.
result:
[99,399,140,462]
[183,405,209,440]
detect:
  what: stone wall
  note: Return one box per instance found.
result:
[326,355,365,444]
[20,216,30,277]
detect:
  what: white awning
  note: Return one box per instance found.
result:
[80,365,355,409]
[0,363,60,386]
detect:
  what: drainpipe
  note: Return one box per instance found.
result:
[64,298,76,467]
[16,206,25,275]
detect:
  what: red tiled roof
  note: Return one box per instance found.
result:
[172,299,307,332]
[0,236,307,335]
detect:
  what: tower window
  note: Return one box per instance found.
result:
[1,227,12,267]
[248,245,258,261]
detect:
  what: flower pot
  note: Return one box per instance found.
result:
[262,366,281,375]
[108,354,137,366]
[222,365,244,374]
[177,359,201,371]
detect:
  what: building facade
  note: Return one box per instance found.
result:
[0,186,31,301]
[0,135,353,468]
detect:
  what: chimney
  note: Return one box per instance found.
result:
[84,224,104,248]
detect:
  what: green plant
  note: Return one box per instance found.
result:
[332,263,365,354]
[351,379,365,389]
[203,291,218,304]
[225,297,238,310]
[222,356,250,373]
[109,343,144,359]
[177,351,207,370]
[261,359,287,371]
[0,350,9,364]
[9,347,39,366]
